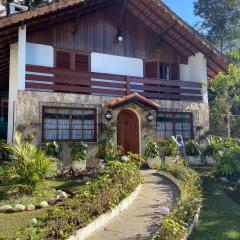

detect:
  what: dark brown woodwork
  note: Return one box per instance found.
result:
[25,64,203,102]
[117,109,139,154]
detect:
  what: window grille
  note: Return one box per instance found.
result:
[42,106,97,142]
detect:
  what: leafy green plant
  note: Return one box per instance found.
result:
[185,140,201,156]
[154,217,187,240]
[127,152,145,168]
[215,146,240,177]
[0,133,58,194]
[156,138,178,157]
[0,139,10,161]
[96,139,122,161]
[17,161,142,239]
[70,142,88,161]
[42,141,62,158]
[155,160,202,240]
[145,140,159,158]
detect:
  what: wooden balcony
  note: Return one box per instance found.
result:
[25,65,203,102]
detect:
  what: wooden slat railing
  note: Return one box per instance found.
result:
[25,64,203,102]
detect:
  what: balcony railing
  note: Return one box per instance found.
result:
[25,64,203,102]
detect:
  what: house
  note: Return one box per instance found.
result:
[0,0,229,165]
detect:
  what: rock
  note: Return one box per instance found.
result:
[219,177,229,183]
[13,204,26,212]
[121,156,128,162]
[31,218,38,225]
[192,198,199,204]
[55,195,64,202]
[39,201,49,208]
[60,191,68,199]
[227,186,235,191]
[26,204,35,211]
[48,198,57,205]
[0,205,13,213]
[160,207,170,215]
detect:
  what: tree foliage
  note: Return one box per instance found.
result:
[194,0,240,52]
[209,65,240,137]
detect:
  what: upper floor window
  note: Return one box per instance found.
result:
[42,106,97,142]
[156,112,193,139]
[144,60,179,80]
[55,49,90,72]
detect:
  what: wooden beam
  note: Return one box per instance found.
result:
[157,21,177,38]
[117,0,127,30]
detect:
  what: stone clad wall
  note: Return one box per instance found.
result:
[14,90,209,166]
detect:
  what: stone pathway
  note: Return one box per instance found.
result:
[86,169,180,240]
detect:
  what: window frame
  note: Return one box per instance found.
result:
[42,106,98,143]
[156,111,194,140]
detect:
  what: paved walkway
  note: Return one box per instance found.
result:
[86,169,180,240]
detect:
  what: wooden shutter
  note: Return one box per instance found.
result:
[171,63,180,80]
[56,50,72,70]
[144,60,159,78]
[74,53,89,72]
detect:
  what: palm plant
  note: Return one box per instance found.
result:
[0,133,59,194]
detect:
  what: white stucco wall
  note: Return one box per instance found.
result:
[7,25,27,143]
[7,43,18,143]
[26,43,54,67]
[91,52,143,77]
[180,52,208,103]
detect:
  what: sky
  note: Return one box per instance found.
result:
[162,0,202,26]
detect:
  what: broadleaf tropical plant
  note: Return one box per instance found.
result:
[0,133,59,194]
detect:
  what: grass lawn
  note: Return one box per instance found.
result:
[0,178,86,239]
[190,168,240,240]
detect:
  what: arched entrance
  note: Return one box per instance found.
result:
[117,109,140,154]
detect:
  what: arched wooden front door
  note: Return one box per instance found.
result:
[117,109,139,154]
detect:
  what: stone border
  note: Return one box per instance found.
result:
[156,171,201,240]
[182,207,201,240]
[68,184,142,240]
[0,190,69,214]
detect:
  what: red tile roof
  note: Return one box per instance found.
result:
[107,93,161,110]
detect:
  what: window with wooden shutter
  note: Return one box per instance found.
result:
[74,53,89,72]
[144,60,159,78]
[56,50,72,70]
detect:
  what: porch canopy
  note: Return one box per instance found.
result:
[0,0,230,90]
[108,93,160,110]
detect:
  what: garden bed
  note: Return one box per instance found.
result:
[154,160,203,240]
[0,178,86,239]
[16,161,142,239]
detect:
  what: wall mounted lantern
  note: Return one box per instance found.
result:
[116,29,124,42]
[105,110,112,121]
[147,112,154,122]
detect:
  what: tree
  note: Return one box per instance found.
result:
[226,51,240,65]
[208,65,240,137]
[194,0,240,52]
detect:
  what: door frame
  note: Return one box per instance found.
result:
[117,108,141,155]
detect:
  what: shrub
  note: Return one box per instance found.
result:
[0,139,10,161]
[155,160,202,240]
[157,138,178,157]
[185,140,201,156]
[18,161,143,239]
[0,133,59,194]
[96,139,122,161]
[42,141,62,158]
[127,152,145,168]
[70,142,88,161]
[215,146,240,177]
[145,140,159,158]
